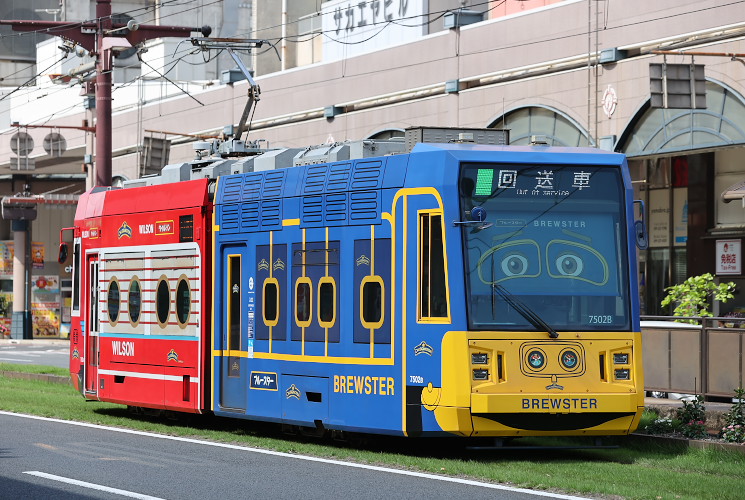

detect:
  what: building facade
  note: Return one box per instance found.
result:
[2,0,745,329]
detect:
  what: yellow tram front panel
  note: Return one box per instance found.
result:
[428,331,644,437]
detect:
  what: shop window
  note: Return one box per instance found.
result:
[107,279,120,324]
[419,212,449,320]
[295,278,312,327]
[156,278,170,326]
[361,276,384,329]
[128,278,141,325]
[263,278,279,326]
[176,277,190,327]
[318,278,336,327]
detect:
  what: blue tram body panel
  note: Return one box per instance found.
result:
[211,143,643,437]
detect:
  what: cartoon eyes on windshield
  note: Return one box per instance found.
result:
[502,254,529,276]
[554,254,583,276]
[546,241,609,285]
[477,240,540,284]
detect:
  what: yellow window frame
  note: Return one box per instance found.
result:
[295,276,313,328]
[317,276,336,329]
[226,254,242,352]
[360,275,385,330]
[263,277,280,327]
[417,209,451,323]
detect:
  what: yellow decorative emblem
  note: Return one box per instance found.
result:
[285,384,301,399]
[117,221,133,239]
[414,341,434,356]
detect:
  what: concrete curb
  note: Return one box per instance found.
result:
[0,339,69,346]
[0,370,72,386]
[629,433,745,454]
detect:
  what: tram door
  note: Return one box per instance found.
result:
[399,192,450,434]
[218,250,248,411]
[84,254,100,395]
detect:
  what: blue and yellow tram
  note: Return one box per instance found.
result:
[209,141,644,437]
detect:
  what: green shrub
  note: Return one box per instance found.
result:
[660,273,735,323]
[676,395,708,439]
[720,388,745,443]
[644,416,675,435]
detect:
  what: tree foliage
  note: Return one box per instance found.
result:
[660,273,736,321]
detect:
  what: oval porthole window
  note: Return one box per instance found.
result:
[128,279,141,324]
[107,279,120,324]
[156,278,170,326]
[176,278,190,327]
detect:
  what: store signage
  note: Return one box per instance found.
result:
[716,239,741,275]
[321,0,425,62]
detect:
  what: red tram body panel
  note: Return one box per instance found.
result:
[69,179,212,413]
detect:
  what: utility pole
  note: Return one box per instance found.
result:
[1,0,210,187]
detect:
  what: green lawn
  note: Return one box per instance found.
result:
[1,363,743,500]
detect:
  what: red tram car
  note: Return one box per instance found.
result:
[67,179,212,413]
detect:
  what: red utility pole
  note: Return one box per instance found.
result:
[1,0,210,186]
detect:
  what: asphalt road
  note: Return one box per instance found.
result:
[0,340,70,368]
[0,412,587,500]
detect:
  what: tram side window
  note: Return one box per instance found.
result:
[156,278,170,326]
[128,279,141,325]
[318,278,335,327]
[419,212,448,320]
[107,279,120,325]
[361,277,384,328]
[296,279,312,326]
[175,277,190,327]
[228,256,241,350]
[263,279,279,326]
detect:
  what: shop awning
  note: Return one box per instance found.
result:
[722,180,745,205]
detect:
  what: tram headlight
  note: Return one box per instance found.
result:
[614,368,630,380]
[473,369,489,380]
[613,353,629,365]
[472,353,488,365]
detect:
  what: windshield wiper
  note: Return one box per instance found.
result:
[491,283,559,339]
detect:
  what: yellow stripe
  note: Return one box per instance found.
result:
[269,230,273,354]
[283,218,300,226]
[302,228,306,355]
[210,177,219,412]
[401,195,408,435]
[212,350,395,365]
[370,224,375,359]
[325,226,329,357]
[389,187,445,436]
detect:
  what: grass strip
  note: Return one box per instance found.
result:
[1,368,744,500]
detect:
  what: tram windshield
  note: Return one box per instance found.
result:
[459,162,631,332]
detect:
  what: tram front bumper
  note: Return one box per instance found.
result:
[463,392,644,435]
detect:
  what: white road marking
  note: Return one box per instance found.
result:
[5,411,588,499]
[0,357,32,362]
[23,471,165,500]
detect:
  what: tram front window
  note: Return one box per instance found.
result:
[459,163,631,332]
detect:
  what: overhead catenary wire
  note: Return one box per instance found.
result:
[3,0,745,135]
